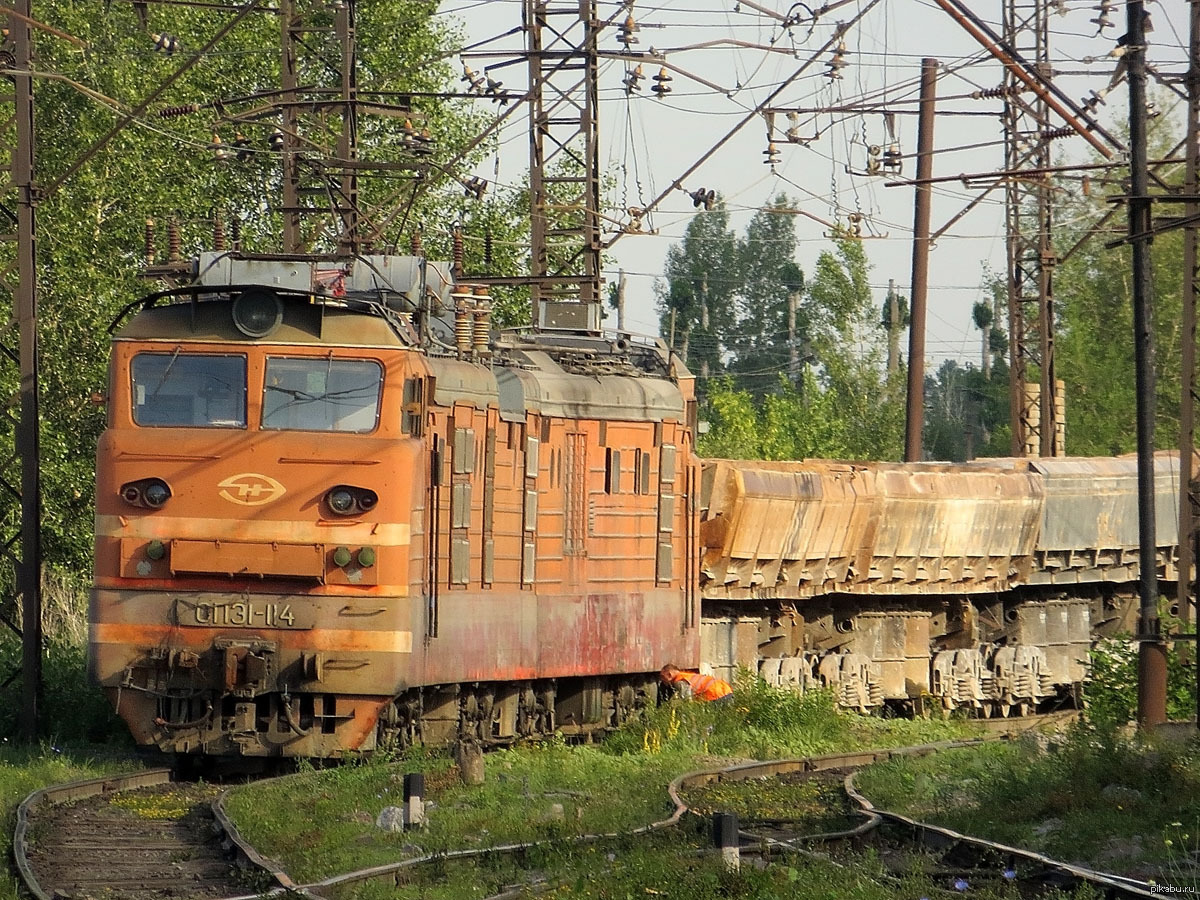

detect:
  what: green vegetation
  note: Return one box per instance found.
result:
[855,727,1200,879]
[0,747,140,900]
[1083,636,1195,728]
[0,570,129,743]
[850,636,1200,880]
[225,682,981,895]
[320,829,1072,900]
[681,773,855,832]
[687,228,906,461]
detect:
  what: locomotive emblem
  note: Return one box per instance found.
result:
[218,473,287,506]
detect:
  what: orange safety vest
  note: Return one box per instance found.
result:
[669,670,733,702]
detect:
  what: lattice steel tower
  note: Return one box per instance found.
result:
[524,0,603,331]
[0,2,42,739]
[1003,0,1061,457]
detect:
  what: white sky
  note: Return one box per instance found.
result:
[434,0,1190,368]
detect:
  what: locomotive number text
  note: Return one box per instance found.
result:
[189,601,301,629]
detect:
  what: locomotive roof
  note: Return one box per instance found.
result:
[113,298,409,348]
[116,288,689,425]
[428,350,686,424]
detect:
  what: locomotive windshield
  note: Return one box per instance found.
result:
[262,357,382,433]
[131,352,247,428]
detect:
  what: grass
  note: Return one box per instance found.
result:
[854,724,1200,880]
[0,744,141,900]
[224,683,987,893]
[319,826,1089,900]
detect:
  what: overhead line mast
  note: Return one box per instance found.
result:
[1002,0,1060,458]
[524,0,603,331]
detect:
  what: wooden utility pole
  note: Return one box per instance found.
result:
[11,0,41,742]
[616,269,627,331]
[886,278,900,377]
[1127,0,1166,727]
[904,58,937,463]
[788,289,799,384]
[1178,0,1200,639]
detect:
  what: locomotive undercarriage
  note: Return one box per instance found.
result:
[121,657,659,756]
[378,674,659,750]
[702,587,1143,717]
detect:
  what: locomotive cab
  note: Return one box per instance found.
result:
[91,258,435,756]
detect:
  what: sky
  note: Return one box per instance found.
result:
[432,0,1191,371]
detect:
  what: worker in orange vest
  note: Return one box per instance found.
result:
[660,664,734,703]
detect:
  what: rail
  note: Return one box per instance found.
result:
[13,712,1156,900]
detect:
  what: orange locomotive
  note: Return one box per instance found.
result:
[91,252,700,757]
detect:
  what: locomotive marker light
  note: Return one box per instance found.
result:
[357,547,376,568]
[145,540,166,561]
[332,546,353,568]
[231,289,284,338]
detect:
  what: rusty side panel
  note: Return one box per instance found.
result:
[419,589,697,685]
[1024,452,1180,584]
[700,459,1042,600]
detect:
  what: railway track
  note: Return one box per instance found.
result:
[675,726,1158,899]
[13,711,1154,900]
[13,768,293,900]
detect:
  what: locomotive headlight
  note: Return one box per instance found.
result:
[328,488,355,515]
[120,478,172,509]
[325,485,377,516]
[144,481,171,508]
[232,289,284,338]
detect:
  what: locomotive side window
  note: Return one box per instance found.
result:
[131,352,246,428]
[262,357,382,433]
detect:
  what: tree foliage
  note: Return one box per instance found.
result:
[923,359,1011,461]
[698,238,904,461]
[655,200,739,379]
[727,196,803,398]
[1052,106,1184,456]
[10,2,475,569]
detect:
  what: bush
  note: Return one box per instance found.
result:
[1085,636,1194,728]
[0,566,126,745]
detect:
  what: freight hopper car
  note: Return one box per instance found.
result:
[90,252,701,757]
[699,455,1181,717]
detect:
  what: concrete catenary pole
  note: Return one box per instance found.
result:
[904,59,937,462]
[1127,0,1167,727]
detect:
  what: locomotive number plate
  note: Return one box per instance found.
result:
[186,600,310,630]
